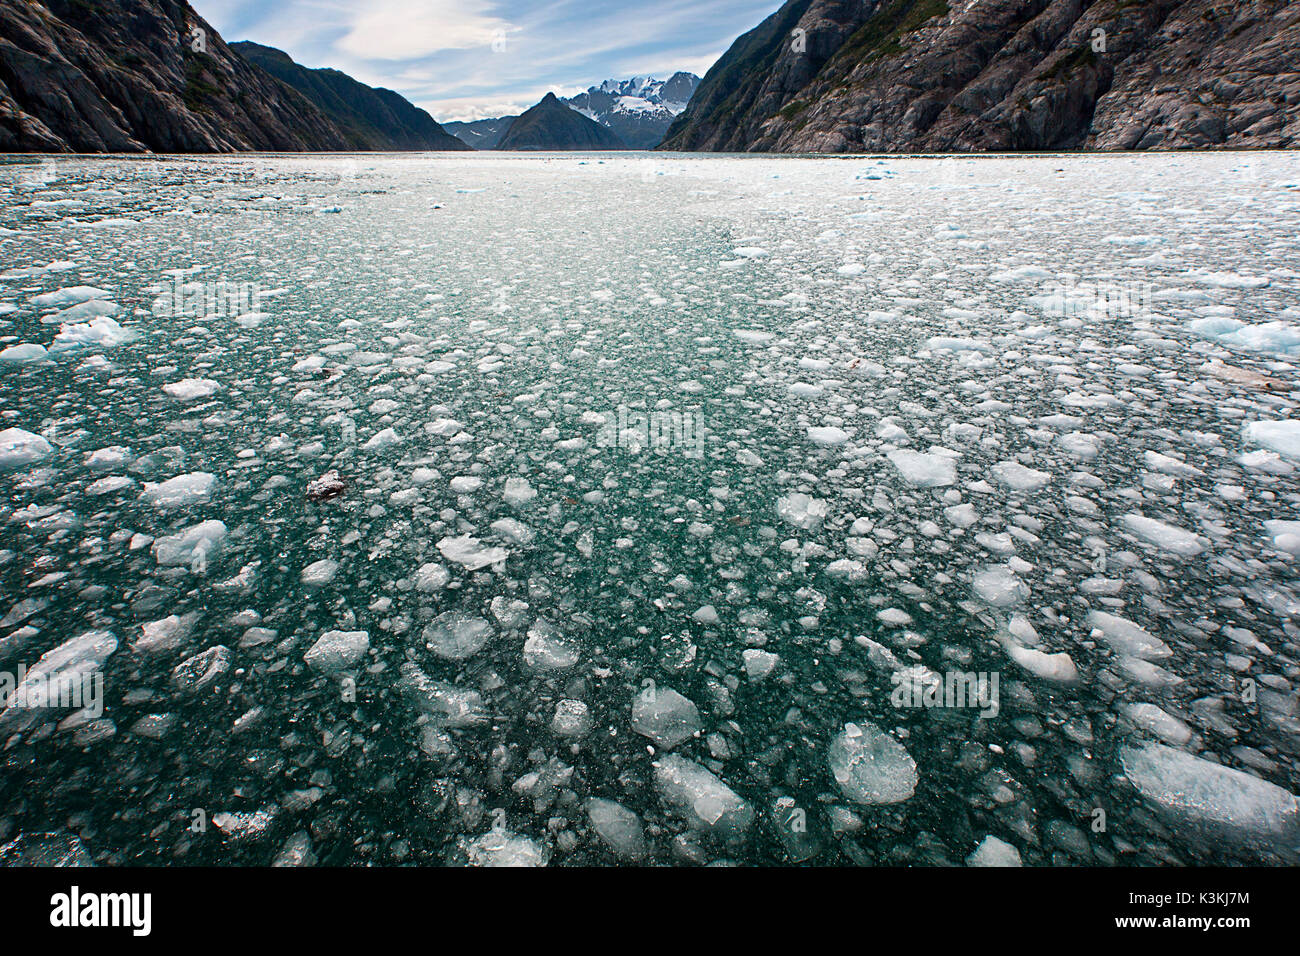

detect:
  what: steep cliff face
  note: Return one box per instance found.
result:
[0,0,353,152]
[660,0,1300,153]
[230,41,469,151]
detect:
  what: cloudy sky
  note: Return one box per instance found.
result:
[196,0,781,122]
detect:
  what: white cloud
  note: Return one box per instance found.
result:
[338,0,515,60]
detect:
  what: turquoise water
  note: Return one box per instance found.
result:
[0,153,1298,866]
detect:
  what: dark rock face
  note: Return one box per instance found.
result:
[443,115,517,150]
[230,41,469,151]
[0,0,353,152]
[495,92,631,150]
[660,0,1300,153]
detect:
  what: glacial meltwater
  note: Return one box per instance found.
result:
[1,152,1299,866]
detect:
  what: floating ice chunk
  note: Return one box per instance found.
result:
[828,722,918,805]
[0,629,117,735]
[972,565,1029,606]
[1194,271,1270,289]
[449,475,482,493]
[1118,656,1182,688]
[162,378,220,400]
[133,613,195,654]
[414,562,450,592]
[691,605,719,625]
[887,449,956,487]
[151,520,227,572]
[742,648,779,681]
[1059,432,1100,459]
[654,754,754,836]
[877,608,913,626]
[300,559,340,587]
[1087,611,1171,660]
[0,343,48,364]
[464,830,549,867]
[490,517,534,545]
[1120,742,1300,861]
[0,428,53,468]
[966,835,1022,866]
[424,612,493,660]
[1120,703,1194,746]
[586,798,646,860]
[32,286,111,308]
[0,597,49,628]
[171,645,231,694]
[0,832,94,866]
[992,461,1050,492]
[807,425,850,446]
[631,686,700,748]
[523,619,579,670]
[50,316,135,350]
[1144,451,1202,477]
[398,663,487,727]
[87,476,134,496]
[502,476,536,507]
[1263,520,1300,556]
[1002,640,1078,683]
[139,472,215,508]
[551,699,592,738]
[437,535,507,570]
[363,427,400,450]
[733,330,774,344]
[945,503,978,528]
[304,630,369,673]
[1121,513,1207,556]
[776,493,828,530]
[1243,420,1300,460]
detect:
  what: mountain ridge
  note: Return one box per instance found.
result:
[446,73,700,150]
[230,41,468,151]
[0,0,354,152]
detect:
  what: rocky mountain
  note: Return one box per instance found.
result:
[230,42,468,151]
[565,73,700,149]
[446,73,700,150]
[0,0,359,152]
[660,0,1299,152]
[493,92,631,150]
[442,115,517,150]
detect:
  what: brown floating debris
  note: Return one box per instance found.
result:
[306,470,347,502]
[1202,358,1291,392]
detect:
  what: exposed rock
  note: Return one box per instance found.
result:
[1,0,391,152]
[661,0,1298,153]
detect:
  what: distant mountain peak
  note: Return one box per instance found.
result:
[494,93,629,151]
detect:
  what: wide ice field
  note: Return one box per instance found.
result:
[0,151,1299,866]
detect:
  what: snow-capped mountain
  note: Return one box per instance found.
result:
[445,72,700,151]
[564,73,700,149]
